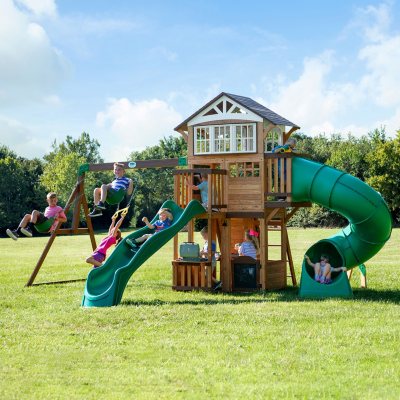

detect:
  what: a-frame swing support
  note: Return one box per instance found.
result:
[25,173,96,286]
[25,158,184,287]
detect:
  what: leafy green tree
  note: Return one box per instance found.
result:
[44,132,103,164]
[41,133,109,228]
[0,146,46,229]
[366,130,400,222]
[327,134,371,180]
[41,151,87,203]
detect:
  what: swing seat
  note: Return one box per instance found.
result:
[34,217,54,233]
[106,188,126,205]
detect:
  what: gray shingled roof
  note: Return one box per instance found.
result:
[174,92,300,131]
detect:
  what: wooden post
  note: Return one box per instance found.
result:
[25,179,82,286]
[220,217,231,291]
[259,218,266,290]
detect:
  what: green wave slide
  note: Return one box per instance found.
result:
[291,157,392,298]
[82,199,205,307]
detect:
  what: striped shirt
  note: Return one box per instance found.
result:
[111,176,130,191]
[239,241,257,259]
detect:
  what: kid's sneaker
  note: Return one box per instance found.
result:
[88,209,103,218]
[20,227,33,237]
[95,201,106,210]
[6,229,19,240]
[125,238,138,248]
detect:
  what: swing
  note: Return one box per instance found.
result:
[34,217,55,233]
[111,176,139,216]
[105,172,138,205]
[106,188,127,205]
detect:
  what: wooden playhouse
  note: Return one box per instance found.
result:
[171,92,311,292]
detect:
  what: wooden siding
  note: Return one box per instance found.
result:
[227,176,262,212]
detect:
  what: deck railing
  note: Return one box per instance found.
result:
[264,153,294,202]
[173,169,227,212]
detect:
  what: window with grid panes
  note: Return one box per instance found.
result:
[194,123,256,155]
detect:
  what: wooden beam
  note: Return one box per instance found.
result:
[176,128,188,143]
[285,207,300,222]
[263,123,275,140]
[88,158,181,172]
[265,208,280,223]
[283,126,299,143]
[173,168,227,175]
[225,211,264,218]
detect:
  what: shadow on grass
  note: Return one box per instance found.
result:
[352,288,400,303]
[121,286,400,307]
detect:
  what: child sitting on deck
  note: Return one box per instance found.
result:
[235,229,260,260]
[85,214,125,268]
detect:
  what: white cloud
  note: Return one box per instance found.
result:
[257,2,400,137]
[265,51,352,132]
[359,35,400,107]
[15,0,57,17]
[0,0,68,106]
[352,2,391,43]
[0,115,50,158]
[96,98,183,160]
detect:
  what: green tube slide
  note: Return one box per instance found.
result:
[82,200,205,307]
[291,157,392,294]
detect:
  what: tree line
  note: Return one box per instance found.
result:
[0,128,399,235]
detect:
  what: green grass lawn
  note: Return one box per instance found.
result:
[1,228,399,399]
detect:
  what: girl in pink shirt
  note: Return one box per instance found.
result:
[86,214,125,268]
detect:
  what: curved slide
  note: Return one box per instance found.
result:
[291,157,392,297]
[82,200,205,307]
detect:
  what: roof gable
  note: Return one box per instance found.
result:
[174,92,300,132]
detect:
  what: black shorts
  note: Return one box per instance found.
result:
[36,213,49,225]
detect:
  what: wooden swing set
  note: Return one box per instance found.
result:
[25,158,182,287]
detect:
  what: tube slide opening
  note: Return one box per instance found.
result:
[305,240,344,281]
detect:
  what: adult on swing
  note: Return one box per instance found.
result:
[89,162,134,217]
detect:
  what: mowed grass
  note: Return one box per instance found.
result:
[0,228,399,399]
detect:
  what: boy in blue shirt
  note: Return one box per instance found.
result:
[89,162,133,217]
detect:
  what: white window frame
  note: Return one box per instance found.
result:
[194,126,211,154]
[194,123,256,155]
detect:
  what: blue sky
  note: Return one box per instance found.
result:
[1,0,400,161]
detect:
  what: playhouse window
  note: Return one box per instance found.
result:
[194,123,256,155]
[195,127,210,154]
[214,126,231,152]
[229,162,260,178]
[235,125,254,152]
[265,126,282,152]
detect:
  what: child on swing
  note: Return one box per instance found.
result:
[89,162,133,217]
[86,214,126,268]
[6,192,67,240]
